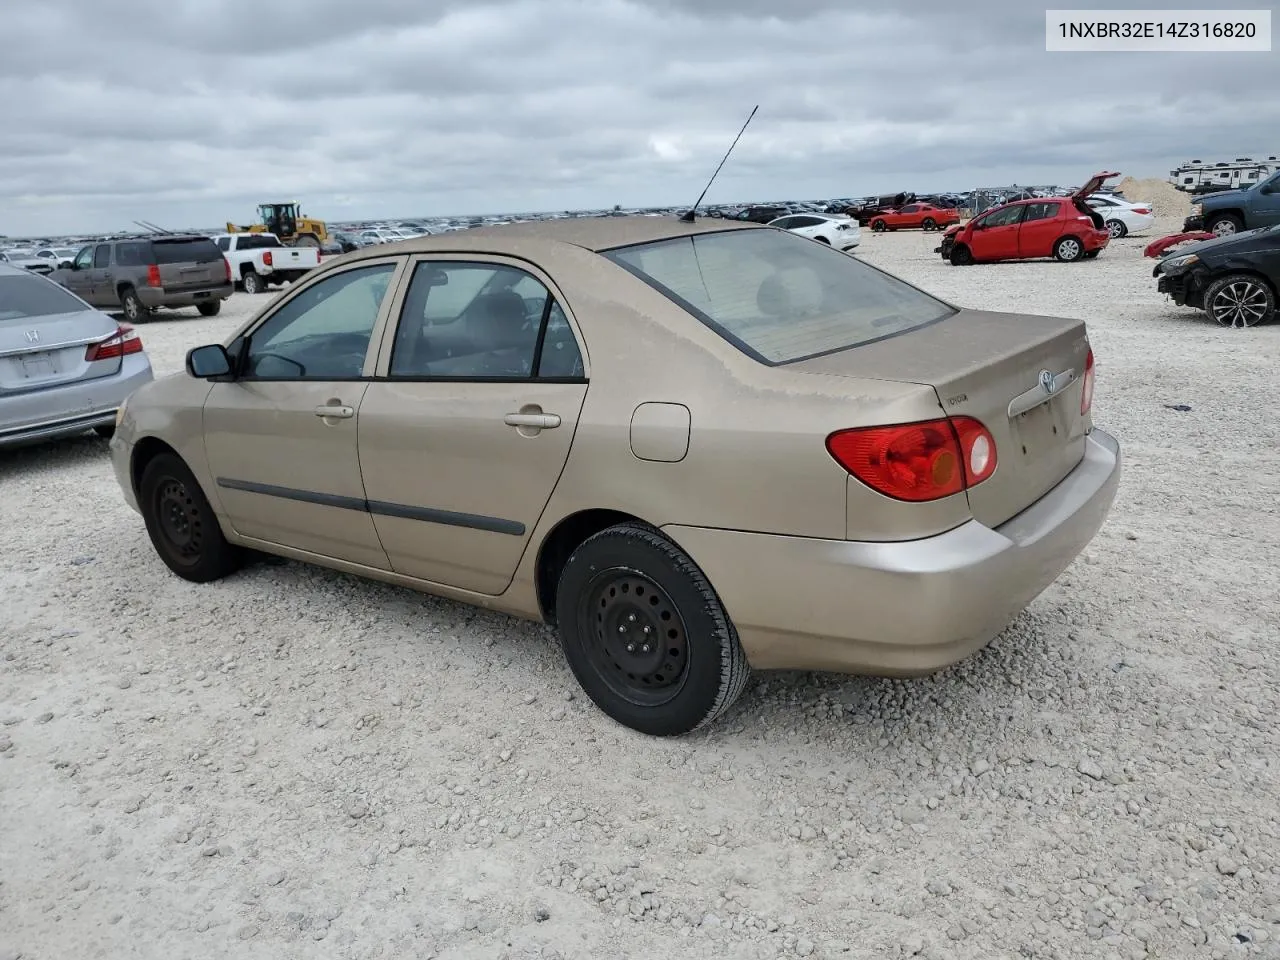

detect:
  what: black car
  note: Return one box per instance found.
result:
[1153,225,1279,327]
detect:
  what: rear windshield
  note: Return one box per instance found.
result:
[151,237,222,264]
[0,274,88,323]
[605,228,955,364]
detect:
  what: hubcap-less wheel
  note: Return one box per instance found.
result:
[581,570,689,707]
[155,478,204,563]
[1209,279,1270,327]
[1057,238,1082,261]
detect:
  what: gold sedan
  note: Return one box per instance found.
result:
[110,217,1121,735]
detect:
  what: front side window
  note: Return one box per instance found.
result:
[244,262,397,379]
[983,205,1025,227]
[606,228,954,365]
[389,261,582,379]
[900,204,920,213]
[73,247,94,270]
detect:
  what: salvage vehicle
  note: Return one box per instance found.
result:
[868,203,960,232]
[214,232,321,294]
[110,217,1120,736]
[937,172,1116,265]
[1153,224,1279,327]
[1182,169,1280,237]
[0,263,153,447]
[1084,194,1154,238]
[768,213,861,250]
[51,236,234,322]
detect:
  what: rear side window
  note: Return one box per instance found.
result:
[93,245,111,268]
[606,229,954,365]
[115,241,150,266]
[1022,202,1060,222]
[0,274,88,323]
[151,237,222,264]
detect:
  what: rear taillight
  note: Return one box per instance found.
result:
[826,415,997,503]
[1081,349,1095,415]
[146,264,161,287]
[1132,207,1151,215]
[262,251,273,267]
[224,257,232,282]
[85,324,143,362]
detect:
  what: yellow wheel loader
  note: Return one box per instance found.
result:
[225,203,328,248]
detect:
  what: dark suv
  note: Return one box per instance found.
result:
[52,236,233,322]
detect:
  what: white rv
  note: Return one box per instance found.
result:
[1169,157,1279,195]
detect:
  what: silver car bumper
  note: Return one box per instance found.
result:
[0,353,153,448]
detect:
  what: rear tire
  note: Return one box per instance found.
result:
[949,243,974,266]
[119,287,150,323]
[1203,273,1275,327]
[139,453,242,582]
[555,523,750,736]
[1054,236,1084,262]
[922,217,936,230]
[197,300,221,317]
[871,219,886,232]
[1106,219,1127,239]
[241,270,265,295]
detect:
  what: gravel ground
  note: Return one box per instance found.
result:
[2,232,1278,960]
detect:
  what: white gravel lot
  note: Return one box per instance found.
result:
[2,232,1278,960]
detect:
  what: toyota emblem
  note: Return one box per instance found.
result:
[1038,369,1054,393]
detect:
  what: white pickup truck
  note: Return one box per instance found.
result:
[213,232,320,294]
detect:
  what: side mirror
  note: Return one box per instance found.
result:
[187,343,232,378]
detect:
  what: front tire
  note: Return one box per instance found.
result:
[555,524,750,736]
[1054,236,1084,262]
[949,243,974,266]
[1203,274,1275,328]
[119,287,150,323]
[197,300,221,317]
[1207,213,1243,238]
[1106,219,1127,239]
[241,270,265,295]
[871,219,886,232]
[922,217,936,230]
[139,453,242,582]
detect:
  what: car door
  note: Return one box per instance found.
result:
[897,204,922,227]
[201,257,406,569]
[357,257,589,595]
[61,246,96,300]
[1253,173,1280,227]
[1017,201,1064,257]
[969,204,1026,260]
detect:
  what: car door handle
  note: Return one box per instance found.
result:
[504,412,561,429]
[315,404,354,419]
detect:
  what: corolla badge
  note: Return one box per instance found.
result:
[1038,368,1055,393]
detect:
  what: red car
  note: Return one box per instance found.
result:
[937,172,1118,265]
[868,202,960,232]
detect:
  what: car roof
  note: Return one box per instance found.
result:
[337,215,763,258]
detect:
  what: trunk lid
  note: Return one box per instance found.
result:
[790,309,1092,529]
[151,236,226,290]
[0,309,122,396]
[1073,171,1121,200]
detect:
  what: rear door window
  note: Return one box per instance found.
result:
[1022,202,1061,222]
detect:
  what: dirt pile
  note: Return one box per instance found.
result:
[1116,176,1193,232]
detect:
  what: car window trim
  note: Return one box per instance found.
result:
[230,256,410,383]
[371,252,590,383]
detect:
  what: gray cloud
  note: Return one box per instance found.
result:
[1,0,1276,235]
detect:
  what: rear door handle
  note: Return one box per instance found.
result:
[504,412,561,429]
[315,404,354,419]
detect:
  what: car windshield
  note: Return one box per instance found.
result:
[0,273,87,323]
[606,228,955,364]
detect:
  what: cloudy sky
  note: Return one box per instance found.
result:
[1,0,1276,236]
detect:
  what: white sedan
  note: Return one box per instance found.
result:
[1086,194,1155,238]
[768,213,861,251]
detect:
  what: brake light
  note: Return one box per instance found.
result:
[224,256,232,282]
[1081,349,1095,415]
[146,264,161,287]
[85,324,143,362]
[826,416,997,502]
[263,251,273,267]
[1132,207,1151,215]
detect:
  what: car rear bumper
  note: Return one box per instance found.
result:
[138,282,233,308]
[664,428,1121,676]
[0,353,153,448]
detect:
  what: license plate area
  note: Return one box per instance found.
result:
[20,351,56,379]
[1011,398,1067,461]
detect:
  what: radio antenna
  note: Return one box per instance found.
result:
[679,104,758,223]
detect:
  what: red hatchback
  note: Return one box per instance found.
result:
[938,172,1117,265]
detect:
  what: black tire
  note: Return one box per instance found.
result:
[555,523,750,736]
[949,243,974,266]
[1207,213,1243,238]
[197,300,221,317]
[1105,218,1127,239]
[1084,250,1100,259]
[295,234,321,248]
[119,287,150,323]
[139,453,242,582]
[1203,273,1275,328]
[94,425,115,440]
[871,219,886,232]
[922,217,936,230]
[241,270,265,295]
[1054,236,1085,262]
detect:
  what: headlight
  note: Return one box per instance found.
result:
[1190,202,1203,213]
[1163,253,1199,271]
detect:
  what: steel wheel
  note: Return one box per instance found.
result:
[154,477,205,564]
[1206,277,1273,327]
[579,569,689,707]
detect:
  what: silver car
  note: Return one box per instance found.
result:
[0,263,154,448]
